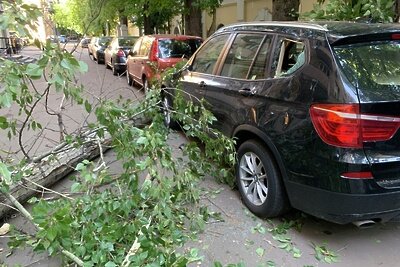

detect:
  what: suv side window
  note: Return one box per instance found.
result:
[139,37,153,56]
[221,34,271,80]
[272,38,306,77]
[191,34,229,74]
[132,37,142,55]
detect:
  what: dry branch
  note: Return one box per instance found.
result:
[0,131,112,219]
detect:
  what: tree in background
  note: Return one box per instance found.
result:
[183,0,223,37]
[53,0,223,37]
[272,0,300,20]
[302,0,397,23]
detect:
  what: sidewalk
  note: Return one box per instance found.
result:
[3,46,42,64]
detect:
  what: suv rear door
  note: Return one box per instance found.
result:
[333,34,400,189]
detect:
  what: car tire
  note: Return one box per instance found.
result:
[143,77,149,94]
[161,92,178,129]
[112,62,118,76]
[96,52,102,64]
[236,140,289,218]
[127,69,133,86]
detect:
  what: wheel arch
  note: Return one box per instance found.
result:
[233,125,289,184]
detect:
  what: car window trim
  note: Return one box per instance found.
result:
[213,33,236,75]
[187,33,232,75]
[215,31,276,81]
[271,36,308,78]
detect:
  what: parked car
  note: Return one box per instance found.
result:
[88,36,112,64]
[104,36,139,75]
[126,34,202,92]
[80,37,91,48]
[58,35,67,43]
[163,21,400,225]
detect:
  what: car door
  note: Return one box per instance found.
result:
[131,36,153,85]
[127,37,142,81]
[201,33,273,136]
[104,38,115,66]
[181,34,231,109]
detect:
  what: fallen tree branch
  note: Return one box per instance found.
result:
[0,187,84,266]
[121,217,152,267]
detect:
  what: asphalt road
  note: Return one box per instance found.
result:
[0,44,400,267]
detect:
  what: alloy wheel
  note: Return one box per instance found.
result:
[238,151,268,206]
[162,95,171,127]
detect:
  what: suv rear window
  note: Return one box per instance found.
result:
[98,37,111,46]
[119,37,136,47]
[334,41,400,99]
[158,39,202,59]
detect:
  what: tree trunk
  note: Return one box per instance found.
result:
[272,0,300,21]
[184,0,202,36]
[118,15,128,36]
[396,0,400,22]
[0,133,112,218]
[206,9,217,37]
[143,3,155,35]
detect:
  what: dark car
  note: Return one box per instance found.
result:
[80,37,90,48]
[164,21,400,225]
[88,36,112,64]
[104,36,139,75]
[126,34,202,92]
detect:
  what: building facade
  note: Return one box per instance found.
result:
[171,0,319,38]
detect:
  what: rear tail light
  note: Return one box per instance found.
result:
[392,33,400,40]
[341,171,373,179]
[149,40,159,62]
[310,104,400,148]
[116,49,125,57]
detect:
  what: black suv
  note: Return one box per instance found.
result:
[164,21,400,224]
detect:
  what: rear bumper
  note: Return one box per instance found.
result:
[286,181,400,224]
[114,63,126,71]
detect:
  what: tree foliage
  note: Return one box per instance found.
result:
[53,0,222,36]
[272,0,300,21]
[1,1,235,266]
[302,0,396,22]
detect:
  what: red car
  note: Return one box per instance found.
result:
[126,34,202,92]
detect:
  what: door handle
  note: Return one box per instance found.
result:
[239,88,255,96]
[199,81,206,88]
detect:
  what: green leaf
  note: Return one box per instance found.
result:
[105,262,117,267]
[71,182,81,193]
[256,247,264,257]
[136,136,148,145]
[25,63,43,78]
[0,116,9,129]
[84,100,92,113]
[46,228,57,241]
[60,59,72,70]
[1,92,13,107]
[0,162,12,185]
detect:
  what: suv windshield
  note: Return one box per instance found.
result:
[334,41,400,99]
[158,39,202,59]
